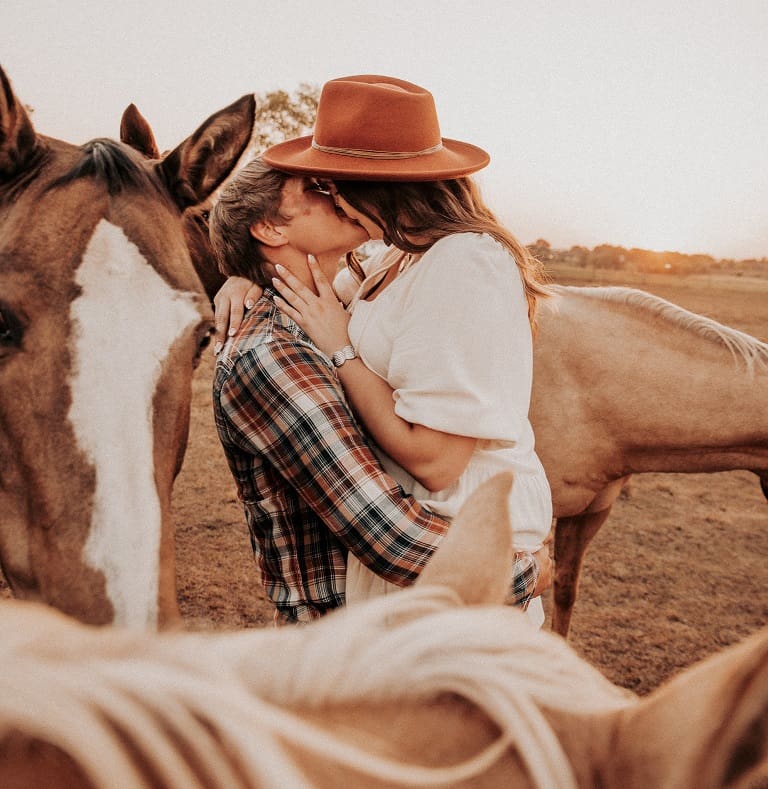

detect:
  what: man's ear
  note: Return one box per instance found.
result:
[249,220,287,248]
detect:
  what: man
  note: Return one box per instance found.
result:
[210,158,550,624]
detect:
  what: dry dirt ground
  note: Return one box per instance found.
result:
[3,270,764,700]
[172,268,767,697]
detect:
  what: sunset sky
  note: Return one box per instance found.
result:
[3,0,766,259]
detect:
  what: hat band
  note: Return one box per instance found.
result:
[311,139,444,160]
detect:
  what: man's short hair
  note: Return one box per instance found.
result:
[209,158,291,286]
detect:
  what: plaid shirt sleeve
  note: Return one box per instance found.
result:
[220,332,449,586]
[506,551,541,608]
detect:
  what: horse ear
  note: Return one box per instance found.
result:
[157,93,255,210]
[120,103,160,159]
[0,67,39,178]
[611,628,768,787]
[415,471,515,606]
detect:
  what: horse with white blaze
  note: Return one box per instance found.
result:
[0,66,254,628]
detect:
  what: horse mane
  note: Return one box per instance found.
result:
[46,138,159,197]
[0,588,634,787]
[252,587,631,712]
[571,285,768,372]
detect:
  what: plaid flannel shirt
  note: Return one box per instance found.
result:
[213,292,539,623]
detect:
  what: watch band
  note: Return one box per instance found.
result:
[331,345,357,368]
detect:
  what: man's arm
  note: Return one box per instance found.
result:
[221,333,446,585]
[507,545,552,607]
[221,330,543,601]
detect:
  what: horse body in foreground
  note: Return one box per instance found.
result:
[531,284,768,634]
[0,67,254,627]
[1,474,766,788]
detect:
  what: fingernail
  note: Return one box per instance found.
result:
[227,327,235,337]
[213,341,223,355]
[245,299,255,309]
[275,264,285,273]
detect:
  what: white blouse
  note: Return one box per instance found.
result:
[344,233,552,554]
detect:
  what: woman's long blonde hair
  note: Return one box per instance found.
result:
[334,177,551,328]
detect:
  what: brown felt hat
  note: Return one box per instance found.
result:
[261,75,490,181]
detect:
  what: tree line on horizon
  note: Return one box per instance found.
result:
[528,239,768,278]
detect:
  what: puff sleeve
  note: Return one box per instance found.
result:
[387,234,533,442]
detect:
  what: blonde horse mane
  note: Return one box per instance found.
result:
[567,285,768,373]
[0,588,634,788]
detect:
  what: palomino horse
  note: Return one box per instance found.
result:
[183,205,768,639]
[531,285,768,635]
[0,67,254,628]
[0,473,766,788]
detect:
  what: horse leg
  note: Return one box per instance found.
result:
[551,476,630,638]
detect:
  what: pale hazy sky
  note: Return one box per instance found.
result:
[3,0,767,259]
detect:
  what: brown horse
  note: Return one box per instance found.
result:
[0,67,254,628]
[0,473,766,788]
[120,102,231,302]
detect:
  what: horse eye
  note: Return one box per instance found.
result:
[193,325,213,369]
[0,303,24,350]
[189,209,209,230]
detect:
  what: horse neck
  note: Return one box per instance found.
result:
[544,288,768,475]
[623,348,768,472]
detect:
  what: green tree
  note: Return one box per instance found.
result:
[252,83,319,152]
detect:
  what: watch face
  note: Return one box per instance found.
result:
[332,346,355,367]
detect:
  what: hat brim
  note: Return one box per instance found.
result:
[261,135,490,181]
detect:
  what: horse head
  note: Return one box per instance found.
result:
[0,66,254,628]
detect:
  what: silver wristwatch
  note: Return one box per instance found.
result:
[331,344,357,368]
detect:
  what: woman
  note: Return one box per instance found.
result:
[219,75,553,624]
